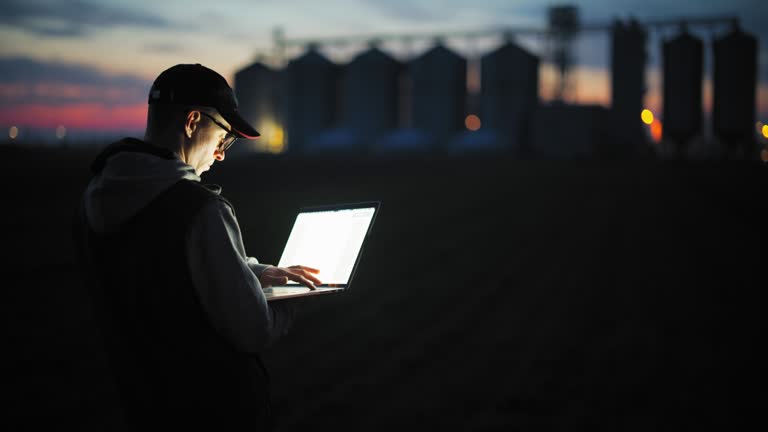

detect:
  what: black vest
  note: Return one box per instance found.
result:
[74,140,271,429]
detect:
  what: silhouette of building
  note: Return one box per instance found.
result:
[283,46,339,154]
[408,43,467,153]
[713,24,758,158]
[315,45,402,154]
[548,5,579,102]
[234,60,282,153]
[346,45,401,136]
[230,13,749,160]
[662,29,704,157]
[611,19,647,150]
[477,38,539,155]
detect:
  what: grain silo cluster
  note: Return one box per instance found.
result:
[235,39,541,157]
[660,24,758,157]
[234,16,759,160]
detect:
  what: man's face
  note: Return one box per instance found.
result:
[186,110,231,175]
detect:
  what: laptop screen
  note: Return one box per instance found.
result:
[277,205,376,285]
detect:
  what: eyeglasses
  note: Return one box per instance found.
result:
[200,111,237,152]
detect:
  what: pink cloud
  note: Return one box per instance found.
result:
[0,103,147,130]
[0,82,143,105]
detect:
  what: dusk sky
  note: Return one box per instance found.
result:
[0,0,765,141]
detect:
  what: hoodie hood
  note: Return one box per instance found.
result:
[84,138,202,234]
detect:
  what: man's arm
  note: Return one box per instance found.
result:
[246,258,272,278]
[186,200,300,353]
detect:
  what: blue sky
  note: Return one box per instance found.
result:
[0,0,765,136]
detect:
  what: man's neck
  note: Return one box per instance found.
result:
[144,132,184,161]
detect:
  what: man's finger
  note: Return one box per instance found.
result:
[284,267,322,285]
[294,268,322,285]
[291,265,320,274]
[288,274,316,290]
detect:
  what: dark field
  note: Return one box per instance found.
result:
[3,145,765,431]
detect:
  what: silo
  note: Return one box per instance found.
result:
[713,25,758,156]
[234,60,281,153]
[478,38,540,155]
[662,30,703,153]
[611,19,647,146]
[408,43,467,151]
[283,46,339,154]
[341,45,402,151]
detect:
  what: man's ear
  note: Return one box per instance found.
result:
[184,110,202,139]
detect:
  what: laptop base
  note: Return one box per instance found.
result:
[264,286,344,301]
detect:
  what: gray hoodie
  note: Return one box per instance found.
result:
[83,146,283,353]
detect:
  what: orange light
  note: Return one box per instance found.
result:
[641,109,654,125]
[650,119,662,143]
[762,125,768,139]
[9,126,18,139]
[465,114,481,131]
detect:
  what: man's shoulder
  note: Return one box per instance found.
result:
[120,180,235,235]
[167,180,229,203]
[168,180,235,213]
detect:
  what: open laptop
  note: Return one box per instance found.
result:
[263,201,380,301]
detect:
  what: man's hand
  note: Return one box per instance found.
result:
[260,265,322,290]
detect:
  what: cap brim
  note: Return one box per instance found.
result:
[219,108,260,139]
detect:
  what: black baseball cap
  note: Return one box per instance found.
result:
[148,63,260,139]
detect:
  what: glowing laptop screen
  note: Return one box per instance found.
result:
[277,206,376,285]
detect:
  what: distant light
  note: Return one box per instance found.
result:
[641,109,654,125]
[56,125,66,139]
[9,126,18,140]
[650,119,662,143]
[465,114,481,131]
[269,127,285,154]
[762,125,768,139]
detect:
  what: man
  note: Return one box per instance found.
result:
[73,63,320,429]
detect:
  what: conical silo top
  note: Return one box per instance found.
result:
[664,30,703,53]
[292,46,335,66]
[413,44,465,64]
[715,24,757,45]
[236,59,273,77]
[486,40,538,62]
[350,46,400,67]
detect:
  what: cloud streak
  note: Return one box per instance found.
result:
[0,0,176,37]
[142,42,186,54]
[0,57,151,107]
[0,103,147,130]
[363,0,543,26]
[0,57,150,130]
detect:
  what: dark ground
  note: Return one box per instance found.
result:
[3,145,765,431]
